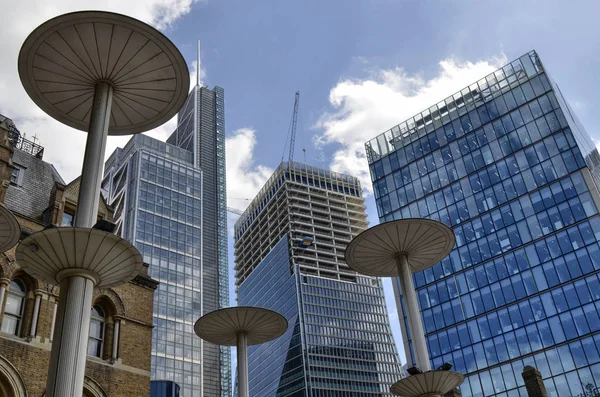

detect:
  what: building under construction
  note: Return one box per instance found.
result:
[233,161,402,396]
[234,161,368,284]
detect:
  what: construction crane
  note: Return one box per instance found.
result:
[282,91,300,162]
[227,198,250,217]
[227,207,244,216]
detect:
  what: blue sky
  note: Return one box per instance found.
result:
[179,0,600,164]
[2,0,600,374]
[178,0,600,364]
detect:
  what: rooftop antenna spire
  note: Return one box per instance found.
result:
[197,40,201,87]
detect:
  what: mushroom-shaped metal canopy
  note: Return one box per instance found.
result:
[18,10,190,135]
[390,371,464,397]
[345,219,455,276]
[0,205,21,252]
[194,307,288,346]
[15,227,144,288]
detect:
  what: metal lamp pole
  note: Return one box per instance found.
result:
[17,11,189,397]
[45,82,114,397]
[344,219,464,397]
[237,332,249,397]
[195,307,288,397]
[396,253,431,371]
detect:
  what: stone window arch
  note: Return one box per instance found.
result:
[0,279,26,336]
[42,376,106,397]
[83,376,107,397]
[88,296,119,361]
[0,272,39,339]
[0,355,27,397]
[87,305,105,358]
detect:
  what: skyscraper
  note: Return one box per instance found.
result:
[365,51,600,396]
[103,130,229,397]
[103,134,206,397]
[234,161,402,396]
[167,82,230,397]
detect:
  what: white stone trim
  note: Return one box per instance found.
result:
[0,333,151,377]
[0,354,28,397]
[83,377,106,397]
[111,320,120,363]
[28,293,42,340]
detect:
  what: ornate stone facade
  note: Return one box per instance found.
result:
[0,119,158,396]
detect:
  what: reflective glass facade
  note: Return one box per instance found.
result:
[167,84,231,396]
[301,275,400,395]
[366,51,600,396]
[234,162,402,396]
[151,380,181,397]
[103,134,213,397]
[238,236,306,396]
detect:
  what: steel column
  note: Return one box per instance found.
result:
[397,254,431,371]
[237,332,249,397]
[47,82,113,397]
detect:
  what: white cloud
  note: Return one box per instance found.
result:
[225,128,274,229]
[0,0,200,183]
[315,55,507,194]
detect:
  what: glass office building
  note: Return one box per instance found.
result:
[167,84,231,397]
[151,380,181,397]
[234,161,402,396]
[103,134,220,397]
[365,51,600,397]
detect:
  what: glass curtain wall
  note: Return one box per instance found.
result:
[137,151,205,396]
[366,51,600,397]
[235,162,402,396]
[104,135,208,397]
[167,85,231,397]
[238,236,307,396]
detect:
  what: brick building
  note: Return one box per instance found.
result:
[0,115,159,397]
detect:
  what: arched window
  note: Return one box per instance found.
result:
[1,280,26,335]
[87,305,105,357]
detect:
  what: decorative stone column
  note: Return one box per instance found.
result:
[111,319,120,363]
[27,289,43,341]
[522,366,548,397]
[0,277,10,311]
[49,297,57,342]
[0,276,11,334]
